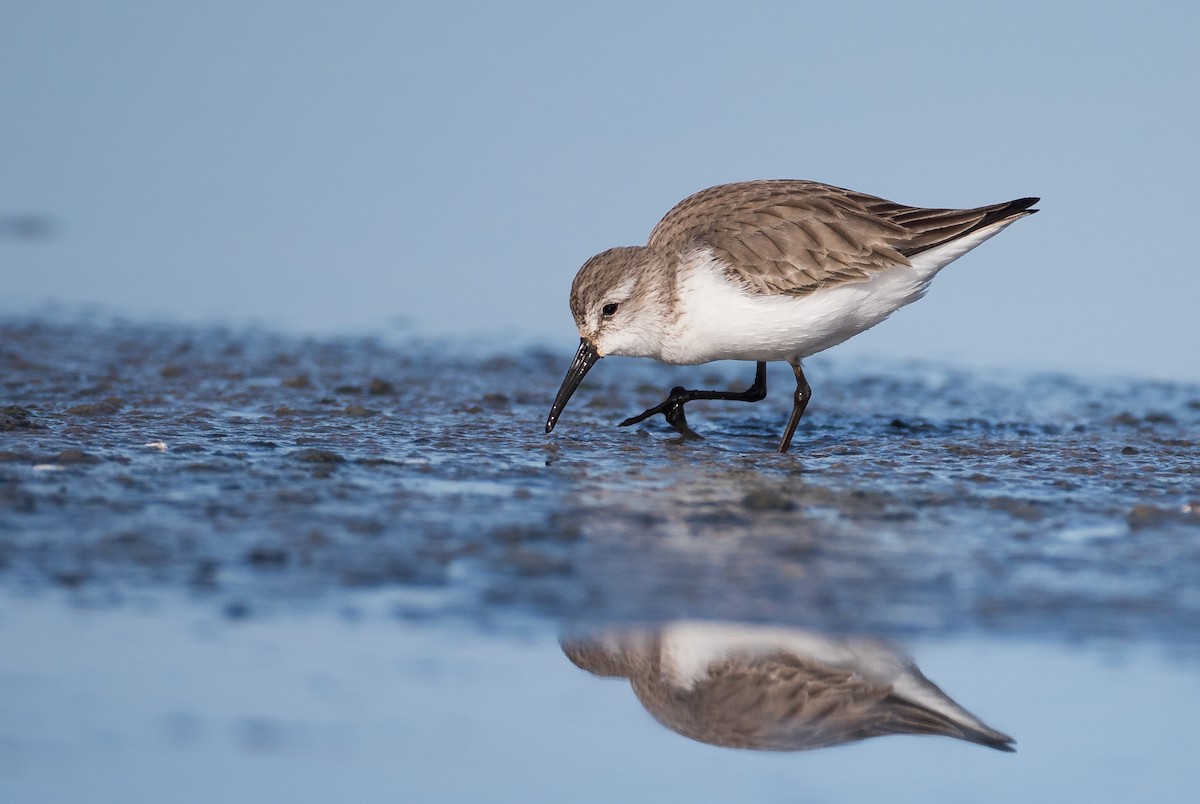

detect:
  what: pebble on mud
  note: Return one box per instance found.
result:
[986,497,1046,522]
[741,487,798,511]
[1,405,47,431]
[291,448,345,463]
[341,404,379,417]
[1127,504,1189,530]
[46,449,101,465]
[66,398,123,417]
[1128,505,1167,529]
[368,378,395,395]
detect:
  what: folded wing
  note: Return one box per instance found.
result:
[648,180,1039,297]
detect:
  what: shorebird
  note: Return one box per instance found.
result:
[562,621,1015,752]
[544,180,1038,452]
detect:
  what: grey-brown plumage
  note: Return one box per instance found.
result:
[562,622,1015,753]
[547,179,1039,452]
[646,179,1038,298]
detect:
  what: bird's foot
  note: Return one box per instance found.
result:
[618,386,703,439]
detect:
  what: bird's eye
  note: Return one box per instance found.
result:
[602,303,619,317]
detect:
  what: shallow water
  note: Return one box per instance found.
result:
[2,318,1199,802]
[3,592,1200,804]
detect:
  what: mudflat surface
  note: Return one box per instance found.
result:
[1,317,1197,645]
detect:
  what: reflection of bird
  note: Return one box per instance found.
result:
[562,621,1014,752]
[545,180,1037,452]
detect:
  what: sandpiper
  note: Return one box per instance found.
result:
[563,620,1015,752]
[544,180,1038,452]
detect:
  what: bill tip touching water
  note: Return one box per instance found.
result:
[545,179,1038,452]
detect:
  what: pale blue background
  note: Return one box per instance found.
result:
[2,2,1197,380]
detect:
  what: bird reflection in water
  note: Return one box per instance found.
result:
[562,621,1013,752]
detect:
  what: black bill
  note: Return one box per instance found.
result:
[545,338,601,433]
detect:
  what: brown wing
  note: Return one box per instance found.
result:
[677,656,897,751]
[634,652,1015,752]
[647,180,1038,297]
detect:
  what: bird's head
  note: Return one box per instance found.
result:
[568,246,668,359]
[545,246,668,433]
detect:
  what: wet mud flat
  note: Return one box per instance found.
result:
[1,317,1198,647]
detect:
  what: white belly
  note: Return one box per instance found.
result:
[661,222,1014,365]
[662,252,923,363]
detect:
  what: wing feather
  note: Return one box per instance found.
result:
[637,652,1014,751]
[647,180,1038,297]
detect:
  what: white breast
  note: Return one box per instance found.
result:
[661,250,920,364]
[662,220,1017,366]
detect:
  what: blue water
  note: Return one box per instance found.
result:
[1,590,1198,804]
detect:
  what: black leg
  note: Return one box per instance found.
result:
[777,360,812,454]
[619,362,768,438]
